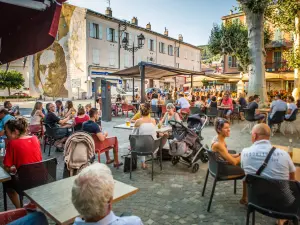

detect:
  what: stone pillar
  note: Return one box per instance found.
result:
[237,80,245,95]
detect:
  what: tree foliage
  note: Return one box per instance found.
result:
[265,0,300,33]
[208,21,272,73]
[238,0,270,13]
[0,70,25,95]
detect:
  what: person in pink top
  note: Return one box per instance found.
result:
[221,93,233,119]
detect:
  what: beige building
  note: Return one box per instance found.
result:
[28,3,201,99]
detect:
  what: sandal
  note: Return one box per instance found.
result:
[106,159,114,164]
[113,162,123,168]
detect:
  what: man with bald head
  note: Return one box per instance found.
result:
[241,123,296,180]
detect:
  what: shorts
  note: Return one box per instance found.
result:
[225,110,232,116]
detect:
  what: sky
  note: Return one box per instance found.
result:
[67,0,238,46]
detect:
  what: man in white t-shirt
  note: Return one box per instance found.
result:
[176,94,190,113]
[241,123,296,180]
[285,96,298,119]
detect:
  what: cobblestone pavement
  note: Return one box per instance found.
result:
[1,106,299,225]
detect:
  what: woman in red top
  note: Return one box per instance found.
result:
[3,118,42,208]
[74,106,90,125]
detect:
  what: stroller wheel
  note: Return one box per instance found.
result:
[171,156,180,165]
[200,149,209,163]
[192,163,199,173]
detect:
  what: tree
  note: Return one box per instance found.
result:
[0,70,25,96]
[238,0,270,103]
[265,0,300,95]
[208,21,272,73]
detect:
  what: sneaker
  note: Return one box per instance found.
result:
[24,202,37,211]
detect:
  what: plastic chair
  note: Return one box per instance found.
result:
[121,104,134,117]
[190,107,201,115]
[3,158,57,209]
[92,134,118,163]
[202,149,245,212]
[151,105,160,117]
[241,108,257,134]
[269,111,286,136]
[29,121,44,140]
[282,108,298,135]
[129,135,163,181]
[0,208,27,224]
[230,104,240,124]
[245,174,300,225]
[205,107,218,125]
[43,123,70,156]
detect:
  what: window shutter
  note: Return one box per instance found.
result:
[228,56,232,67]
[89,22,94,38]
[114,30,118,43]
[153,40,156,52]
[159,42,161,53]
[135,35,138,45]
[148,39,151,50]
[129,33,132,45]
[106,28,110,41]
[163,44,166,54]
[109,52,115,66]
[98,24,103,39]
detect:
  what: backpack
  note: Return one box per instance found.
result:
[64,132,95,176]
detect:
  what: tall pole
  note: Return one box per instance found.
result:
[132,42,135,102]
[140,63,145,103]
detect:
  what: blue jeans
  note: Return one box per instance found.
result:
[267,114,272,127]
[8,212,48,225]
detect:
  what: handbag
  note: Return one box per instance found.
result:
[123,154,137,173]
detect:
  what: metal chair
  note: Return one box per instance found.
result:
[269,111,286,136]
[245,174,300,225]
[43,123,70,156]
[241,108,257,134]
[202,149,245,212]
[129,135,163,181]
[282,108,298,136]
[4,158,57,209]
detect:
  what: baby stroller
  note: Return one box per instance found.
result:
[168,114,208,173]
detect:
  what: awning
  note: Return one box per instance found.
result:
[112,62,224,80]
[0,0,66,65]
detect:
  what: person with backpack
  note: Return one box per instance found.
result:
[82,108,123,168]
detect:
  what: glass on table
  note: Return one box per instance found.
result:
[125,119,131,127]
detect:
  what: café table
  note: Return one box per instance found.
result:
[24,177,139,225]
[217,106,230,117]
[114,123,172,133]
[0,166,11,210]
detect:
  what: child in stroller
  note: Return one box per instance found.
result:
[168,113,208,173]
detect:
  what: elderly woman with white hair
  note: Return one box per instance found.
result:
[160,103,181,126]
[72,163,143,225]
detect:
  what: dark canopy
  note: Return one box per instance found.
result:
[0,0,66,65]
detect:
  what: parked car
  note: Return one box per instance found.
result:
[11,92,29,97]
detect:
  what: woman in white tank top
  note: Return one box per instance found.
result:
[30,102,45,125]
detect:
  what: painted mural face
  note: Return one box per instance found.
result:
[34,42,68,97]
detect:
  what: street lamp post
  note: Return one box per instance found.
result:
[121,33,145,101]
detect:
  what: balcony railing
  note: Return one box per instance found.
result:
[266,39,293,48]
[265,61,293,72]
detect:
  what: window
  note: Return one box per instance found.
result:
[159,42,165,53]
[122,32,129,41]
[109,52,116,66]
[274,51,282,69]
[106,28,118,42]
[89,23,102,39]
[274,28,282,41]
[92,49,100,65]
[168,45,173,56]
[175,47,180,57]
[228,55,237,68]
[148,39,155,51]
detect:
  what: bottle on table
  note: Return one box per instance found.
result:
[288,139,293,159]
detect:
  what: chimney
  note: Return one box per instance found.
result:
[178,34,183,42]
[131,17,138,25]
[164,27,168,36]
[105,7,112,17]
[146,22,151,30]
